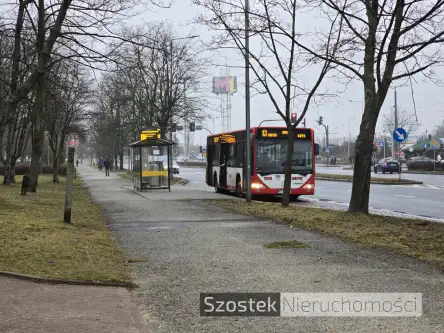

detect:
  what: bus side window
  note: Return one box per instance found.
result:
[214,144,220,166]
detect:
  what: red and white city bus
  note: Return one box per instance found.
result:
[205,126,320,198]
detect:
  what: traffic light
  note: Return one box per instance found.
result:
[199,145,203,153]
[189,122,195,132]
[291,113,297,123]
[318,116,323,125]
[171,123,177,132]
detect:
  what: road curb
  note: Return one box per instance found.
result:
[0,271,138,289]
[316,177,423,185]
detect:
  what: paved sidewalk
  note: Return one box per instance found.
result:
[80,165,444,333]
[0,276,145,333]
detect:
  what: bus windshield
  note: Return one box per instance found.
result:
[256,138,312,175]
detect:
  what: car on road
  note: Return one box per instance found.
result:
[373,158,401,174]
[407,156,442,171]
[172,161,180,174]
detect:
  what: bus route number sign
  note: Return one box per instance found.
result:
[259,128,309,139]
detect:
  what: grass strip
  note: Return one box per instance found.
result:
[316,173,420,184]
[208,199,444,269]
[0,175,130,283]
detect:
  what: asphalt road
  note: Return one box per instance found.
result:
[316,166,444,187]
[179,166,444,219]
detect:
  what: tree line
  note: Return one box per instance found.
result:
[0,0,206,189]
[2,0,444,214]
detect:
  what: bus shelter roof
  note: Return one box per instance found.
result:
[129,138,175,147]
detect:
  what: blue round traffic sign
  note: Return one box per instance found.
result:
[378,141,384,147]
[393,128,407,143]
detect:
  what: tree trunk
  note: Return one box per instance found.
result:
[53,157,60,183]
[10,161,16,183]
[281,125,295,207]
[348,7,379,214]
[119,151,124,171]
[348,91,378,213]
[29,76,45,192]
[3,125,14,185]
[3,163,11,185]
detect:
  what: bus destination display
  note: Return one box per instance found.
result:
[140,128,161,140]
[258,128,311,140]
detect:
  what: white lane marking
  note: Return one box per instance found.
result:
[426,185,440,189]
[394,194,415,198]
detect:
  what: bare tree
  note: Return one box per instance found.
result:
[44,61,90,182]
[434,120,444,138]
[194,0,343,205]
[90,23,208,169]
[276,0,444,212]
[381,109,419,138]
[1,20,36,185]
[1,0,170,192]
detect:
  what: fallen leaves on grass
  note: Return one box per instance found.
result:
[0,175,130,283]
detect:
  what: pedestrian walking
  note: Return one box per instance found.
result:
[76,159,79,167]
[98,157,103,171]
[104,158,110,176]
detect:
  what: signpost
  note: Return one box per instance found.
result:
[393,128,407,181]
[392,127,407,143]
[64,147,75,223]
[431,139,438,171]
[379,141,385,158]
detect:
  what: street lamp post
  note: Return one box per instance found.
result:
[348,99,364,115]
[245,0,252,202]
[348,116,355,163]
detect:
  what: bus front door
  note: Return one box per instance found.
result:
[220,144,228,187]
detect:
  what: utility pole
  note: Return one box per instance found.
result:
[394,88,398,159]
[245,0,252,202]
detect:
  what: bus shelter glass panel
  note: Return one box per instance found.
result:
[133,147,141,189]
[141,146,169,188]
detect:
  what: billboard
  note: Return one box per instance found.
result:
[212,76,237,94]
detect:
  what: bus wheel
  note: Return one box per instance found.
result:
[235,175,243,197]
[290,195,299,202]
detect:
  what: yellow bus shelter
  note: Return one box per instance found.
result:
[129,128,175,192]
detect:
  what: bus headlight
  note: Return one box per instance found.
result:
[303,184,313,190]
[251,182,264,189]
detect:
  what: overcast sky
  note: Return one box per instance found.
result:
[136,0,444,147]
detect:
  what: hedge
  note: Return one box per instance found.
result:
[0,163,68,176]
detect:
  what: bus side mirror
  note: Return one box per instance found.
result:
[314,143,320,156]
